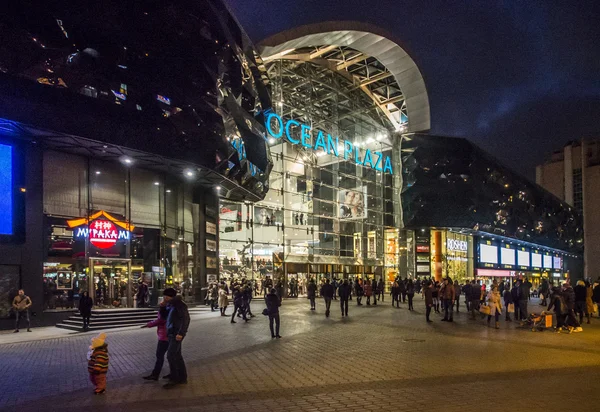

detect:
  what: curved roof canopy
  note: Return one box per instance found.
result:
[259,22,430,133]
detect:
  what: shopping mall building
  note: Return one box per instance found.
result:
[0,1,582,326]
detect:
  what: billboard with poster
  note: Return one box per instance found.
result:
[338,186,367,219]
[254,206,283,226]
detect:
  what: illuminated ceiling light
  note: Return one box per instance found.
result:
[184,169,195,179]
[216,186,221,191]
[121,156,133,165]
[277,101,284,106]
[269,138,276,144]
[154,182,160,186]
[166,189,172,193]
[95,171,101,175]
[366,137,374,144]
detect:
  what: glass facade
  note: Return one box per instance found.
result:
[219,57,409,292]
[41,150,212,310]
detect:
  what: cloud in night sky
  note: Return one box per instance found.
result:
[227,0,600,178]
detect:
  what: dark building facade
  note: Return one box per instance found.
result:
[400,133,583,286]
[0,0,273,327]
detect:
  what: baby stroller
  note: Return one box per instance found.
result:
[520,311,553,332]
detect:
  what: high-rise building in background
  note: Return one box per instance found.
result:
[536,139,600,279]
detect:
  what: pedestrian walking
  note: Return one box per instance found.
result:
[548,286,567,331]
[540,279,549,306]
[486,285,502,329]
[209,283,219,312]
[441,278,456,322]
[377,278,385,302]
[562,282,583,333]
[87,332,109,395]
[503,285,514,322]
[462,282,472,312]
[338,279,351,317]
[307,278,317,310]
[218,285,229,316]
[231,286,248,323]
[364,279,373,305]
[142,302,169,381]
[399,279,407,303]
[79,291,93,331]
[320,279,334,317]
[585,281,594,323]
[424,281,434,323]
[332,278,338,300]
[454,281,462,312]
[519,279,532,320]
[136,280,149,308]
[355,279,364,306]
[432,281,440,313]
[470,280,481,319]
[265,288,282,338]
[574,280,588,325]
[406,279,415,311]
[391,281,401,308]
[12,289,32,333]
[162,288,190,388]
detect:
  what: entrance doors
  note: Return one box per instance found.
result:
[89,258,132,308]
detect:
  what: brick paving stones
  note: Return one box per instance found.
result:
[2,297,600,411]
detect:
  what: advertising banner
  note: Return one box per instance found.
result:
[338,186,367,219]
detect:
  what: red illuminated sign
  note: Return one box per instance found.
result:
[88,220,119,249]
[67,210,134,250]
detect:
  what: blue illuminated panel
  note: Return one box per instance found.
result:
[0,143,13,235]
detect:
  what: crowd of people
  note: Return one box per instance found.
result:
[81,275,600,396]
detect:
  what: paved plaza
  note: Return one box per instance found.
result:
[2,296,600,412]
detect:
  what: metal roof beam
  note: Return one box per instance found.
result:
[309,45,338,59]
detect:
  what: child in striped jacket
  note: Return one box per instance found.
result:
[87,332,109,394]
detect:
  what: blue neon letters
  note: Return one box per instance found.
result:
[265,113,393,174]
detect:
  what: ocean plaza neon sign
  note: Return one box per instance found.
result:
[265,113,394,174]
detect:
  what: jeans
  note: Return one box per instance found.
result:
[309,296,316,309]
[470,300,480,318]
[455,297,460,311]
[519,300,528,320]
[231,303,247,321]
[340,298,348,316]
[426,305,432,321]
[269,313,280,337]
[152,340,169,376]
[392,295,400,307]
[166,336,187,383]
[15,310,30,330]
[82,315,91,329]
[443,299,453,320]
[366,296,371,305]
[324,297,332,316]
[408,294,414,310]
[487,311,500,322]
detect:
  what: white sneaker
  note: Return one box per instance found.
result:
[574,327,583,332]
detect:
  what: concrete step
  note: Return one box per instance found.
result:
[56,322,149,332]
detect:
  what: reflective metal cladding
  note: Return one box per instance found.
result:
[0,0,273,198]
[401,134,583,253]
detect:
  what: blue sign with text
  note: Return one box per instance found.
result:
[265,113,394,174]
[0,143,13,235]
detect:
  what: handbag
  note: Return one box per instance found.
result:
[594,304,598,314]
[479,305,491,315]
[507,303,515,313]
[261,308,269,316]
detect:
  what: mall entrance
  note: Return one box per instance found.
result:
[89,258,133,308]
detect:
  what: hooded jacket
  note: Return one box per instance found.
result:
[87,333,109,374]
[166,296,190,338]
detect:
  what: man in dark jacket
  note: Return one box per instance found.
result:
[377,279,385,302]
[519,279,531,320]
[266,288,282,338]
[307,278,317,310]
[469,280,481,319]
[424,281,434,323]
[162,288,190,388]
[574,280,588,324]
[562,283,581,331]
[511,281,522,320]
[462,282,472,312]
[503,286,514,322]
[540,279,550,306]
[320,279,335,317]
[338,279,352,317]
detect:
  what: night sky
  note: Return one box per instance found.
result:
[227,0,600,179]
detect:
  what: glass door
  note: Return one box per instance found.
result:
[89,258,132,308]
